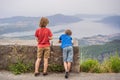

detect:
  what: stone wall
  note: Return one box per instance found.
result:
[0,45,80,72]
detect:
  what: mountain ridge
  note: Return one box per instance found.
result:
[0,14,82,35]
[97,15,120,28]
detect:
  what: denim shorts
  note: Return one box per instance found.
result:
[63,46,73,62]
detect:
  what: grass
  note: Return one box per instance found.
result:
[80,53,120,73]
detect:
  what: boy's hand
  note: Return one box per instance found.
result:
[58,40,61,43]
[49,37,53,40]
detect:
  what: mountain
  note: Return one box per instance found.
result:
[74,14,106,19]
[0,14,81,35]
[47,14,82,26]
[79,33,120,46]
[0,16,39,35]
[0,16,40,23]
[97,15,120,28]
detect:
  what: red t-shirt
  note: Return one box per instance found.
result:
[35,27,53,48]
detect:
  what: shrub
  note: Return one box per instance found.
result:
[80,59,100,73]
[100,60,112,73]
[8,60,33,75]
[108,55,120,73]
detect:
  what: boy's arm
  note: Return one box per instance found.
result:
[35,37,39,42]
[49,36,53,40]
[58,40,61,43]
[58,36,62,43]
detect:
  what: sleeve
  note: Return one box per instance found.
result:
[59,35,62,40]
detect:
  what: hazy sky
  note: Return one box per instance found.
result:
[0,0,120,18]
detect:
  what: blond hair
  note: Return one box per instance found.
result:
[65,29,72,35]
[39,17,49,27]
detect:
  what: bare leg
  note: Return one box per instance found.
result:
[43,58,48,73]
[67,62,71,72]
[64,62,69,78]
[64,62,68,72]
[35,58,41,73]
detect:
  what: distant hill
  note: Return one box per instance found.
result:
[79,33,120,46]
[74,14,106,19]
[0,16,40,23]
[47,14,82,26]
[97,15,120,28]
[0,16,40,35]
[0,14,81,35]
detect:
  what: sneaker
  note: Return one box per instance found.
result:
[65,72,69,78]
[34,73,40,76]
[43,72,48,76]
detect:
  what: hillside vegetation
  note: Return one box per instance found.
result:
[80,40,120,62]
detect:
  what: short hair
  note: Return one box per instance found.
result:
[65,29,72,35]
[39,17,49,27]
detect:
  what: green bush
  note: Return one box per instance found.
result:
[109,55,120,73]
[80,59,100,73]
[80,53,120,73]
[8,61,33,75]
[100,60,112,73]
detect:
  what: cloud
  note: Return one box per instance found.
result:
[0,0,120,18]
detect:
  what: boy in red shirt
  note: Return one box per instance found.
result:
[34,17,53,76]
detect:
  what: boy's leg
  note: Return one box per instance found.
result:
[43,58,48,73]
[63,47,68,71]
[64,62,69,78]
[67,62,71,72]
[43,47,50,75]
[34,48,43,74]
[63,47,69,78]
[64,62,68,72]
[35,58,41,73]
[67,46,73,72]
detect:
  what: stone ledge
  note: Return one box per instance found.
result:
[0,45,80,72]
